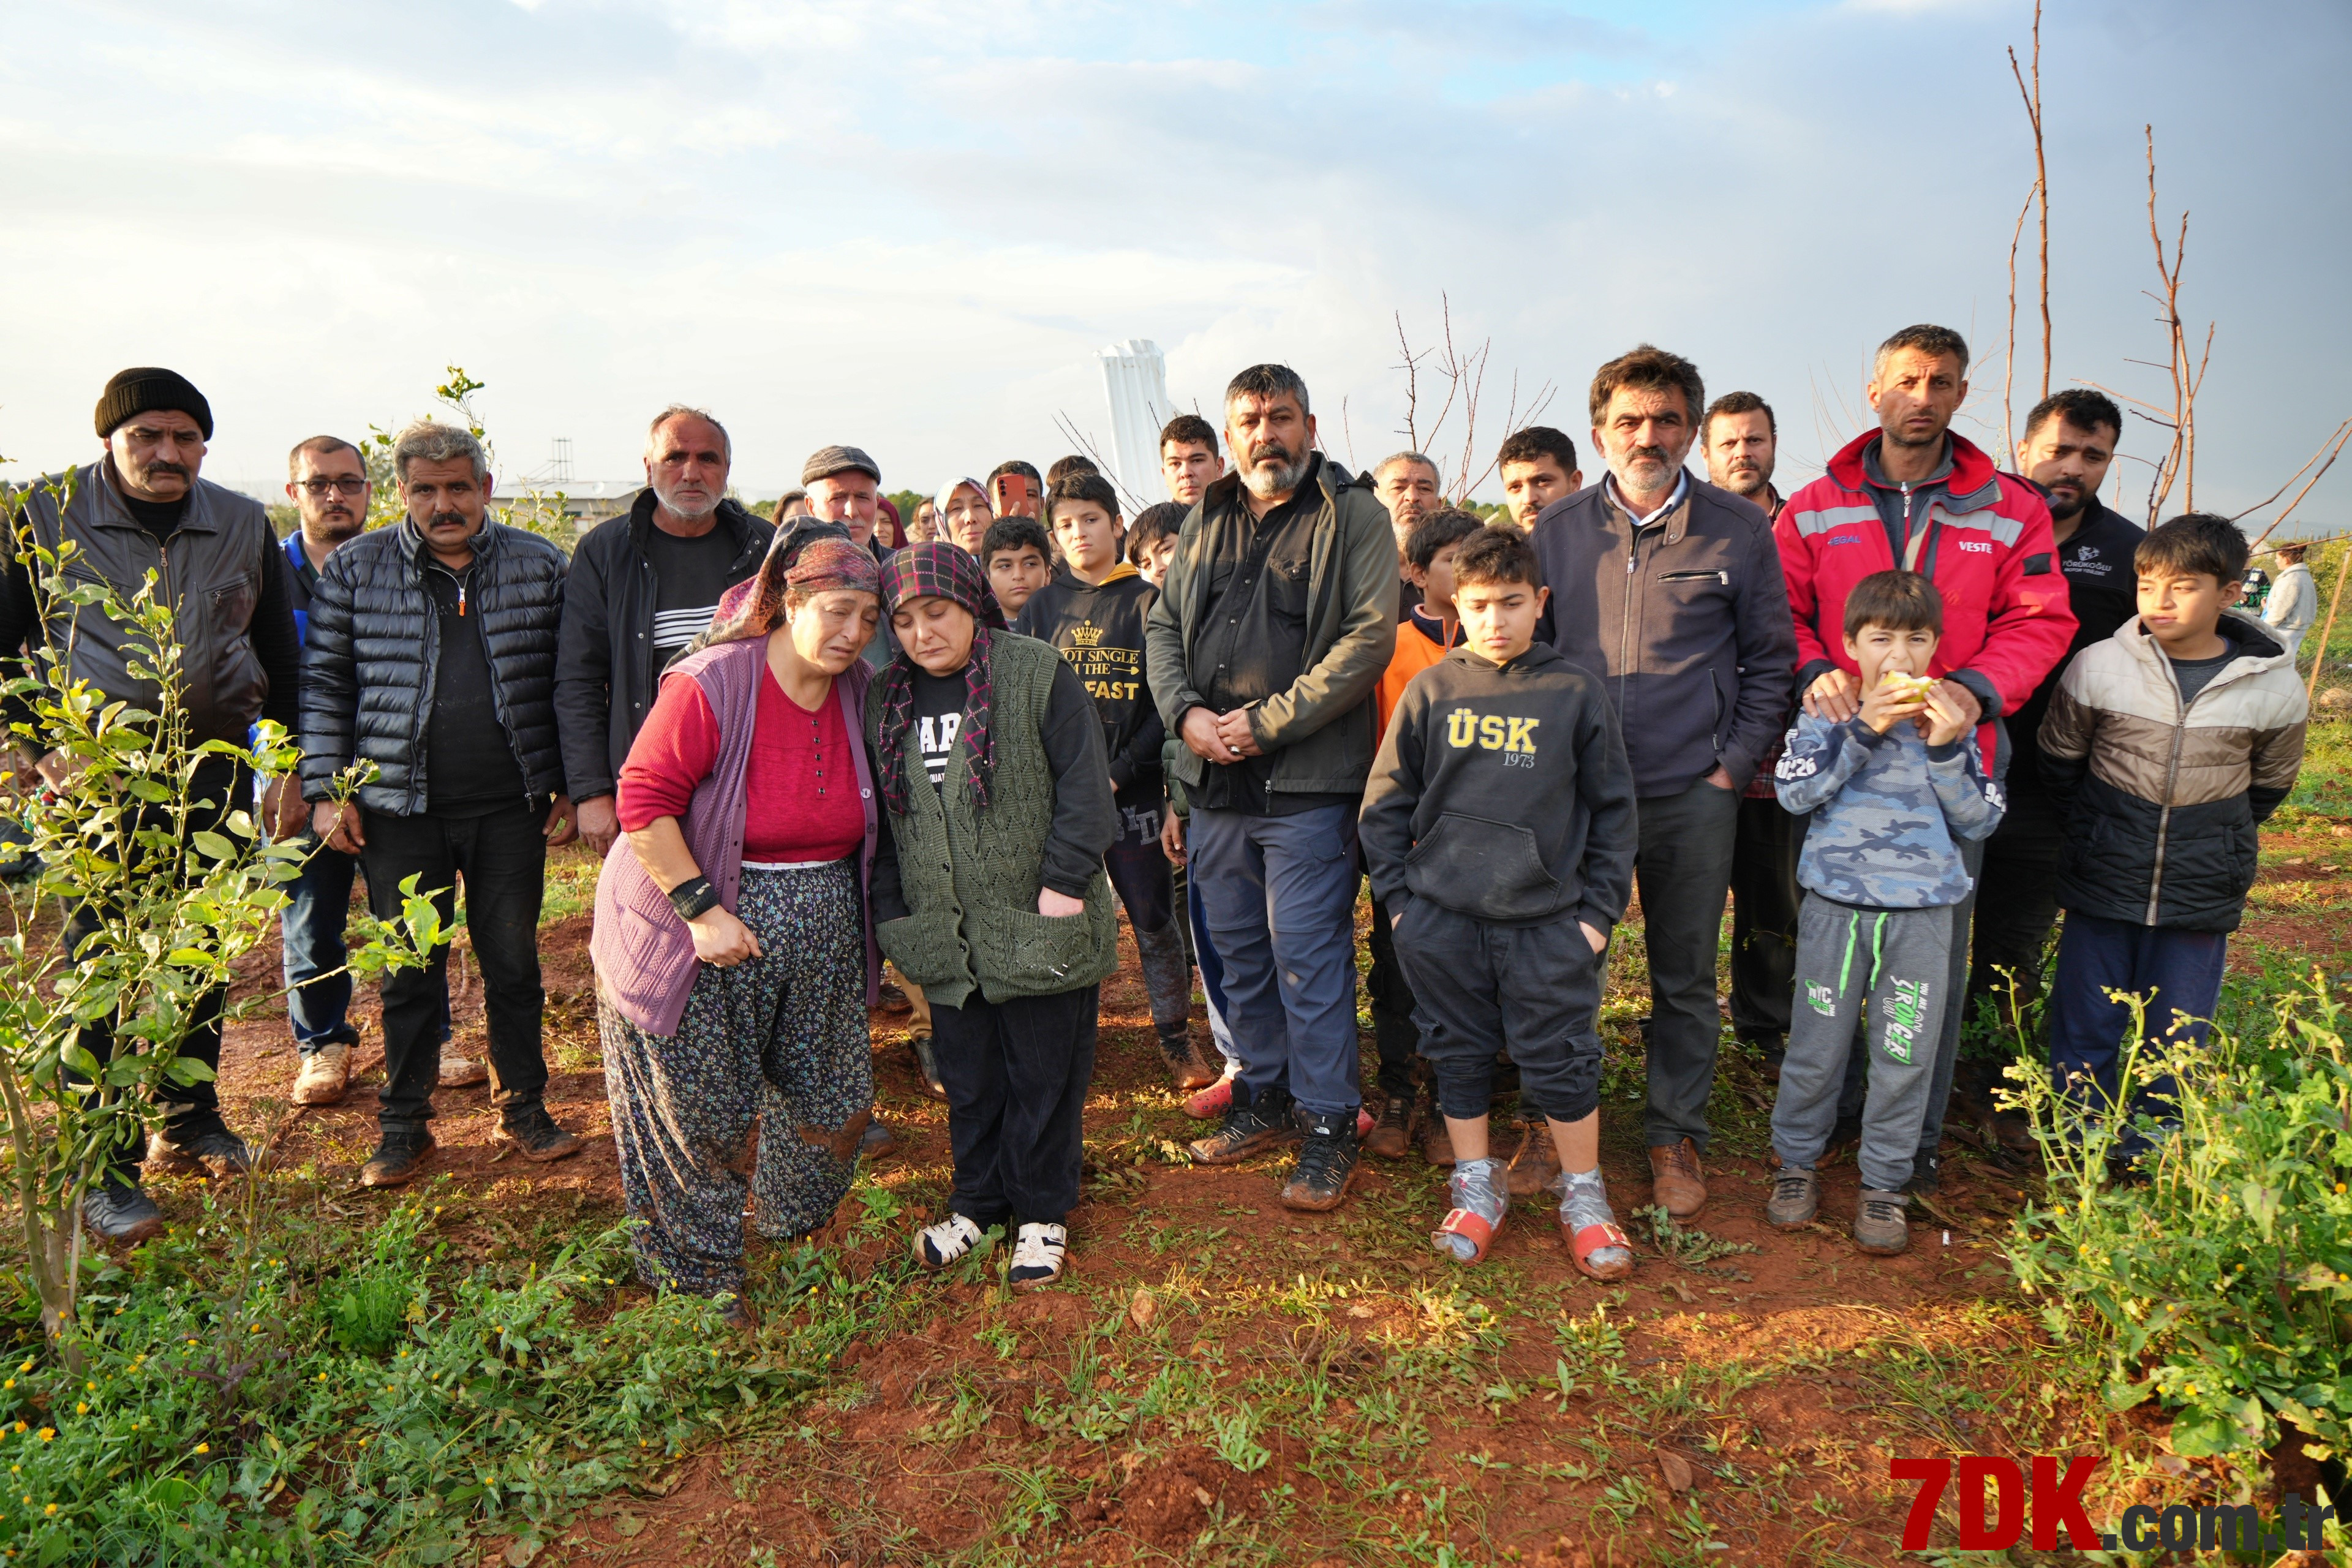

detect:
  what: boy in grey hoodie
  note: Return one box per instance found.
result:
[1360,528,1639,1277]
[1770,571,2004,1254]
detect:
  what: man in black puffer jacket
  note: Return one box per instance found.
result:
[300,421,584,1188]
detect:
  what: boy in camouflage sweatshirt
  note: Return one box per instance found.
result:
[1769,571,2004,1254]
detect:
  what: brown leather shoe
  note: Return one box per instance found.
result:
[1648,1138,1708,1218]
[1419,1101,1457,1168]
[1362,1091,1411,1160]
[1505,1119,1562,1196]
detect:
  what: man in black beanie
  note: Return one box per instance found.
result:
[0,367,302,1241]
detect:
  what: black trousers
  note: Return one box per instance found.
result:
[68,756,246,1174]
[1395,900,1605,1124]
[1728,793,1807,1042]
[358,800,549,1129]
[1365,889,1422,1098]
[1634,781,1741,1152]
[1966,772,2067,1038]
[931,984,1098,1227]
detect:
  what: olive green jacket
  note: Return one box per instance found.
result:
[1144,458,1398,797]
[867,634,1119,1009]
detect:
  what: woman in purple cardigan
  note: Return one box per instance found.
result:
[589,535,883,1321]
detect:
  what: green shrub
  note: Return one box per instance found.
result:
[2005,973,2352,1461]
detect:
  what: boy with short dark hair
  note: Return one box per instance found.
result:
[2038,514,2307,1162]
[1770,570,2005,1255]
[1017,473,1218,1088]
[1362,506,1480,1164]
[982,516,1053,620]
[1360,526,1640,1276]
[1128,502,1186,589]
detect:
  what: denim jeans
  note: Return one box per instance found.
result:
[1187,802,1362,1119]
[282,834,361,1052]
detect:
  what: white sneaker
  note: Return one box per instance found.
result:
[290,1042,351,1106]
[438,1045,488,1088]
[1007,1222,1068,1290]
[915,1213,987,1269]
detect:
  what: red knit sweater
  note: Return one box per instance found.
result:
[619,668,864,864]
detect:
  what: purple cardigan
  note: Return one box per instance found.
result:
[589,639,881,1036]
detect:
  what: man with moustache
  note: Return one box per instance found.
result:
[303,421,584,1189]
[0,368,303,1239]
[557,406,771,858]
[1700,393,1804,1076]
[1148,363,1396,1212]
[1497,427,1583,533]
[1962,389,2139,1039]
[1373,451,1442,619]
[1529,347,1795,1218]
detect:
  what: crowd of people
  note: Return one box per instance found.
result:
[12,334,2312,1311]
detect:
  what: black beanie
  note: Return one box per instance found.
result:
[94,368,213,441]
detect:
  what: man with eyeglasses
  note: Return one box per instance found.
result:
[276,436,377,1107]
[556,405,770,858]
[0,368,303,1241]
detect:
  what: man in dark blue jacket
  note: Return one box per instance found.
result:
[1528,345,1795,1219]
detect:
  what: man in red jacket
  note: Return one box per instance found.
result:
[1773,323,2075,1193]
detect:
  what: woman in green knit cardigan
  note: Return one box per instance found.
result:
[867,543,1118,1289]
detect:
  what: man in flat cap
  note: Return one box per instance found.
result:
[0,367,303,1240]
[802,445,886,558]
[556,405,771,855]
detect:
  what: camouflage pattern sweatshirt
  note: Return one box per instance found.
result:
[1773,712,2005,908]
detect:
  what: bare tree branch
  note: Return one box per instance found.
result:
[2245,419,2352,548]
[1051,410,1150,515]
[2007,0,2050,404]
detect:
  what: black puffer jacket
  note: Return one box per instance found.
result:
[300,519,570,814]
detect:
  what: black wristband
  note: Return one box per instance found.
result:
[667,876,721,921]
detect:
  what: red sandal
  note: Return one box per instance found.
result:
[1563,1218,1634,1281]
[1432,1206,1506,1264]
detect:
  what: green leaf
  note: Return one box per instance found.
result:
[189,831,236,863]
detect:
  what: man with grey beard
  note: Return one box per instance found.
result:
[1529,347,1795,1220]
[556,406,771,855]
[1147,363,1396,1213]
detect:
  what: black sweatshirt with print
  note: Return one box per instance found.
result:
[1015,563,1166,800]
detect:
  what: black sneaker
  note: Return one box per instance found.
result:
[1280,1114,1359,1212]
[909,1033,947,1100]
[1901,1151,1941,1196]
[1187,1086,1299,1166]
[146,1124,254,1178]
[361,1126,436,1188]
[78,1177,164,1243]
[497,1106,584,1163]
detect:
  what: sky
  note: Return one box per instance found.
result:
[4,0,2348,529]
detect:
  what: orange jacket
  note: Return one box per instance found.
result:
[1376,612,1456,742]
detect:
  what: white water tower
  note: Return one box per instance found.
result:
[1096,340,1173,506]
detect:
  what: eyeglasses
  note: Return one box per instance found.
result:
[295,478,369,497]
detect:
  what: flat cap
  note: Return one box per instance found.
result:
[802,444,880,486]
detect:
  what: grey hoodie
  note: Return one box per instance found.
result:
[1360,642,1637,930]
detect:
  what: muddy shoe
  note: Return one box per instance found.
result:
[1363,1090,1412,1160]
[1278,1114,1359,1212]
[1188,1087,1300,1166]
[876,979,912,1014]
[497,1106,584,1163]
[146,1125,254,1178]
[361,1126,436,1188]
[79,1177,164,1243]
[1419,1095,1457,1168]
[861,1120,900,1159]
[909,1033,947,1100]
[439,1044,488,1089]
[1646,1138,1708,1218]
[1157,1025,1221,1092]
[290,1042,352,1106]
[1504,1118,1562,1196]
[1007,1221,1069,1290]
[1765,1165,1820,1229]
[1901,1151,1942,1195]
[1182,1071,1236,1121]
[1854,1189,1910,1255]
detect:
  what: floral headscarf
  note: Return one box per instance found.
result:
[873,542,997,814]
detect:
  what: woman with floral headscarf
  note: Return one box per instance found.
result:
[869,543,1118,1288]
[589,535,884,1323]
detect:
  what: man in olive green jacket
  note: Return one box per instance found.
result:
[1145,363,1397,1212]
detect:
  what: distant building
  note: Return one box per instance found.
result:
[1098,340,1174,508]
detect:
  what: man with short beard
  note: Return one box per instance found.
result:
[1498,426,1582,533]
[1961,389,2140,1044]
[1529,346,1796,1219]
[1373,451,1442,619]
[278,435,377,1107]
[557,407,771,858]
[1147,363,1396,1213]
[0,367,303,1240]
[1776,324,2075,1196]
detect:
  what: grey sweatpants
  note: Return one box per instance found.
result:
[1772,892,1953,1194]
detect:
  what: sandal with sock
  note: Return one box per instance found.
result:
[1553,1167,1634,1281]
[1431,1156,1509,1264]
[1008,1222,1068,1289]
[915,1213,987,1268]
